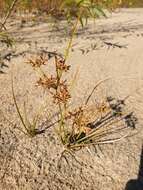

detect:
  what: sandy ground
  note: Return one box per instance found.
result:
[1,8,143,190]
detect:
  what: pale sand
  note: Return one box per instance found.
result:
[0,8,143,190]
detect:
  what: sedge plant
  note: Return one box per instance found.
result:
[12,1,137,153]
[26,53,137,151]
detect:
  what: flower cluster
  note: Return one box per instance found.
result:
[53,85,71,104]
[30,55,71,105]
[27,54,48,68]
[55,56,70,72]
[67,106,92,134]
[37,75,57,89]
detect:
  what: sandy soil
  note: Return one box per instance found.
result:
[1,8,143,190]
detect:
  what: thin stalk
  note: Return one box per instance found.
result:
[11,77,29,133]
[64,11,82,61]
[68,133,129,149]
[85,78,110,105]
[80,125,127,145]
[74,114,125,144]
[0,0,18,31]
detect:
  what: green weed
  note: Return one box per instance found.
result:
[12,78,42,137]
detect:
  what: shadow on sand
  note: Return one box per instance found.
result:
[125,145,143,190]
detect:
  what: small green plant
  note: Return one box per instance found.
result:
[12,78,42,137]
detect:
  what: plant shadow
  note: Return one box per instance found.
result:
[125,145,143,190]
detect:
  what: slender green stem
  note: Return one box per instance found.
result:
[12,78,29,133]
[64,11,81,62]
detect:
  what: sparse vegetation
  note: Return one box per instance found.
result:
[10,0,137,150]
[0,1,142,189]
[26,51,137,153]
[0,0,142,17]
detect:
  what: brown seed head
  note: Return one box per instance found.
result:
[37,75,57,89]
[53,85,71,104]
[55,56,70,72]
[27,55,48,68]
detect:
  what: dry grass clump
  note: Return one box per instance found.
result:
[24,53,138,152]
